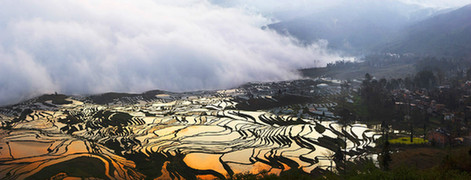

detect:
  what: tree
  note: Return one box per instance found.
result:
[360,73,394,122]
[365,73,372,82]
[423,114,429,142]
[436,69,445,85]
[414,70,436,89]
[381,134,392,171]
[404,77,413,90]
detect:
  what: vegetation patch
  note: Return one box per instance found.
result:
[389,137,428,145]
[36,94,72,105]
[27,156,108,180]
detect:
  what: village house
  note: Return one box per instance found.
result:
[427,128,451,145]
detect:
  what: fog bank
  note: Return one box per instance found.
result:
[0,0,342,105]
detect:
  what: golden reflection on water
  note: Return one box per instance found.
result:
[155,162,173,180]
[184,153,226,174]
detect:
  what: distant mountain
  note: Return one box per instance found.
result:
[268,1,439,55]
[381,4,471,57]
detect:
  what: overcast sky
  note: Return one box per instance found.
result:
[0,0,469,105]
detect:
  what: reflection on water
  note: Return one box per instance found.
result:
[0,97,380,179]
[0,130,143,179]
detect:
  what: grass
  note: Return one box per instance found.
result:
[390,146,471,171]
[389,137,428,145]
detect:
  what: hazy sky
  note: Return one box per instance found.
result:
[0,0,468,106]
[213,0,470,17]
[399,0,470,8]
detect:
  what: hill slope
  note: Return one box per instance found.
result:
[381,4,471,57]
[268,1,437,54]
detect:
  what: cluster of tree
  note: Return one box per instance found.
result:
[414,57,471,84]
[325,60,360,70]
[359,73,395,122]
[324,53,418,71]
[414,57,469,72]
[332,70,434,126]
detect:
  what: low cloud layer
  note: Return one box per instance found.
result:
[0,0,342,105]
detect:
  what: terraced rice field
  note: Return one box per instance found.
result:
[0,94,380,179]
